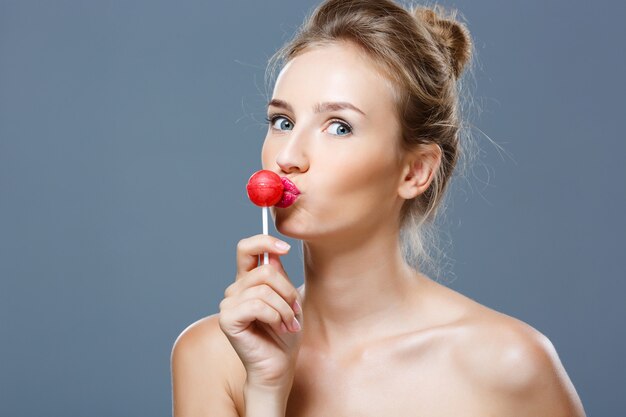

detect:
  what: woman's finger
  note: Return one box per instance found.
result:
[236,234,291,275]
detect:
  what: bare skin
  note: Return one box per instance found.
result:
[176,279,585,416]
[171,40,586,416]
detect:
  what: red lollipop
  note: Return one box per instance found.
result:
[246,169,286,266]
[246,170,284,207]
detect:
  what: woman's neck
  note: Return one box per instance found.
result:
[298,228,427,354]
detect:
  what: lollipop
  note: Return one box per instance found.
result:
[246,170,284,207]
[246,170,300,264]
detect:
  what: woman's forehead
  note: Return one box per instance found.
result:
[271,42,396,114]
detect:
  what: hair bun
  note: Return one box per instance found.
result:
[413,5,472,79]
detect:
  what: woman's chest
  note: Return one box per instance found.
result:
[284,337,486,417]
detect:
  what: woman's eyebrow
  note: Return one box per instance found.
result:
[267,98,367,118]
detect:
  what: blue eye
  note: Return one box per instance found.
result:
[327,121,352,136]
[264,114,353,136]
[265,115,293,131]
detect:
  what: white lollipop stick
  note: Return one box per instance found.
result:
[262,206,269,265]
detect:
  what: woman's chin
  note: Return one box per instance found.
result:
[273,214,302,237]
[272,209,311,239]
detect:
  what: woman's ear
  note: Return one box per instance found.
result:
[397,143,442,200]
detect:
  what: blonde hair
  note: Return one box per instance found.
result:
[265,0,479,282]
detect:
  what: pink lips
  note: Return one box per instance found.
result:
[275,176,301,208]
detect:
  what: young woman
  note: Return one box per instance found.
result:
[171,1,587,416]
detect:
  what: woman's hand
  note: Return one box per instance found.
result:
[218,234,304,393]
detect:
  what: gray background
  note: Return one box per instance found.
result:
[1,0,624,416]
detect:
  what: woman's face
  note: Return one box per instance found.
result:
[262,41,406,242]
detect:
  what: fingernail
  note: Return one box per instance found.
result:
[293,300,302,315]
[274,240,291,250]
[291,317,301,332]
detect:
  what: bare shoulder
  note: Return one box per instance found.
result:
[451,304,587,416]
[172,313,233,358]
[171,313,245,417]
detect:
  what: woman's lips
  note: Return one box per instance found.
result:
[280,176,300,194]
[275,177,301,208]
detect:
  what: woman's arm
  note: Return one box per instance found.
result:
[171,314,239,417]
[503,332,587,416]
[242,382,290,417]
[460,321,587,416]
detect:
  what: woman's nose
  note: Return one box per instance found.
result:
[275,130,309,174]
